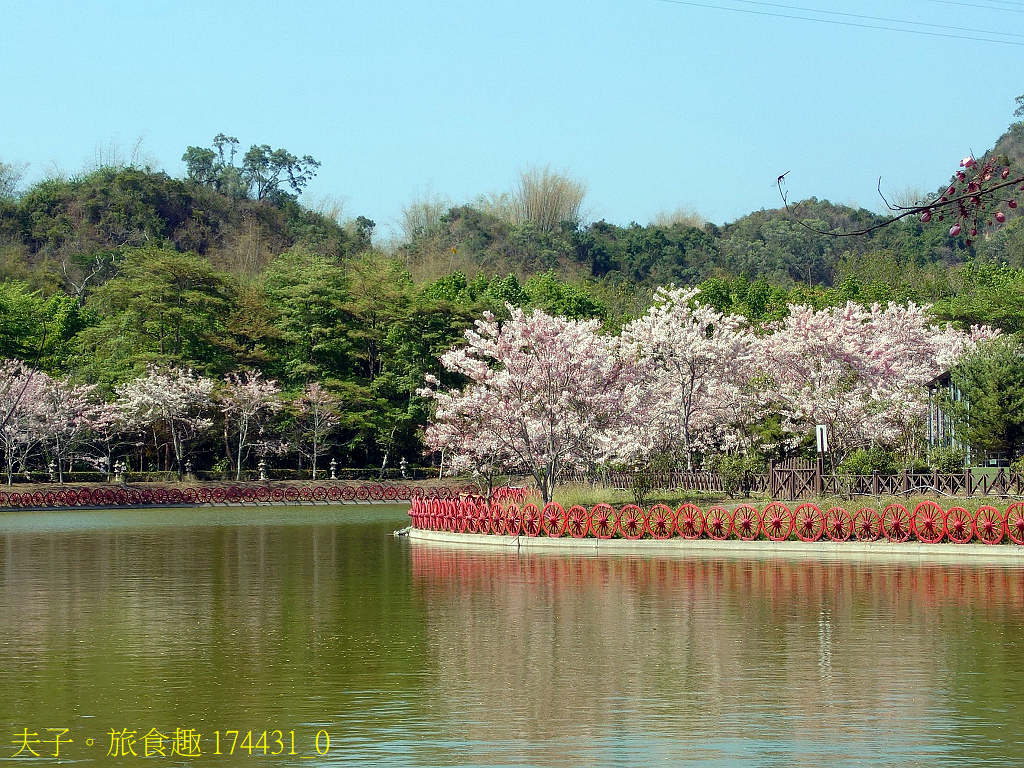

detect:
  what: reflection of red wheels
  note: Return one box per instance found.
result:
[1007,503,1024,545]
[705,507,731,540]
[647,504,673,539]
[675,504,704,539]
[853,507,881,541]
[505,504,522,536]
[522,504,542,537]
[824,507,853,541]
[341,486,356,501]
[617,505,647,539]
[912,501,945,543]
[794,503,824,542]
[591,504,615,539]
[974,506,1005,544]
[882,504,911,542]
[733,505,761,541]
[944,507,973,543]
[566,505,590,538]
[762,502,793,541]
[542,503,566,537]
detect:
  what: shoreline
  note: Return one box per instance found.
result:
[409,527,1024,565]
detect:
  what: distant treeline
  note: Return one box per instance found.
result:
[0,119,1021,470]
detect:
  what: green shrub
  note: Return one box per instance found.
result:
[928,446,967,473]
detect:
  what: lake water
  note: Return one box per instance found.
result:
[2,504,1023,766]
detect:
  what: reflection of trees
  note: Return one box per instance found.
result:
[412,544,1024,765]
[0,522,427,736]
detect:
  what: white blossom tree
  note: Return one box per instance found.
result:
[220,369,282,481]
[295,382,340,480]
[618,286,752,469]
[419,305,636,503]
[116,366,215,478]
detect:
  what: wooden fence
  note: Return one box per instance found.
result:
[564,462,1024,501]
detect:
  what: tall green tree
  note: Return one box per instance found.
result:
[944,338,1024,459]
[74,247,233,383]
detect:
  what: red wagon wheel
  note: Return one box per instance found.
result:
[944,506,973,544]
[617,504,647,539]
[705,506,732,540]
[255,486,271,502]
[1006,503,1024,545]
[476,504,492,535]
[647,504,673,539]
[490,503,506,535]
[285,487,299,502]
[522,504,542,537]
[881,504,911,542]
[299,486,313,501]
[675,504,704,539]
[398,486,412,501]
[504,504,522,536]
[794,503,825,542]
[566,505,591,538]
[912,501,946,544]
[369,485,385,500]
[733,504,761,541]
[590,504,615,539]
[974,506,1005,545]
[168,488,183,504]
[542,503,566,537]
[762,502,793,541]
[356,485,370,501]
[383,486,397,501]
[313,486,328,501]
[824,507,853,542]
[341,486,356,501]
[853,507,881,541]
[269,487,284,502]
[183,487,198,503]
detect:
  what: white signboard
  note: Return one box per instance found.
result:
[816,424,828,454]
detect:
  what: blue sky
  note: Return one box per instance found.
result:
[2,0,1021,238]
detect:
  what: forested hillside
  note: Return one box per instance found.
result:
[0,117,1022,473]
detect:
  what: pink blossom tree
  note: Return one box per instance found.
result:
[220,369,282,481]
[0,360,49,485]
[419,305,636,503]
[38,377,110,483]
[752,301,997,460]
[116,366,215,478]
[618,286,752,469]
[295,382,340,479]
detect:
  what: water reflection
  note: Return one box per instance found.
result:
[411,543,1024,767]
